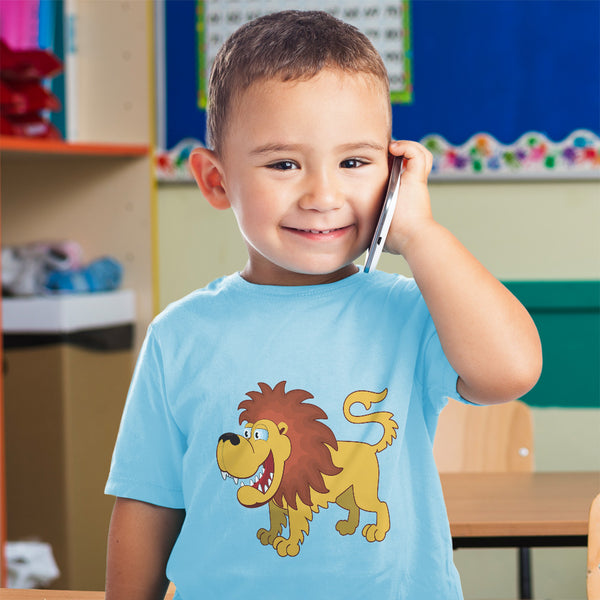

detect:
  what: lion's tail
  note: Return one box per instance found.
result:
[343,389,398,453]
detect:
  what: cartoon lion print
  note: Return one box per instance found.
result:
[216,381,398,557]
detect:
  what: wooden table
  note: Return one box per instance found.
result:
[442,471,599,599]
[441,471,599,548]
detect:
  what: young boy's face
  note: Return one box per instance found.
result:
[217,69,391,286]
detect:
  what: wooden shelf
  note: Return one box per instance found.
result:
[1,1,155,588]
[0,136,149,158]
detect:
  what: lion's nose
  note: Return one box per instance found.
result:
[219,432,240,445]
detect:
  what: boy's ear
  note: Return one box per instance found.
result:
[189,148,230,210]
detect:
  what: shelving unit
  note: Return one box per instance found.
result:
[1,142,154,351]
[0,136,149,157]
[1,0,155,589]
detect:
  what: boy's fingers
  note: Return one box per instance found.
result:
[389,140,433,178]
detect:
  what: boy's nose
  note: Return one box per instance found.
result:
[298,170,343,212]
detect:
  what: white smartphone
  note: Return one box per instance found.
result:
[364,156,404,273]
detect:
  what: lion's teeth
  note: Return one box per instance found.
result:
[258,484,263,493]
[233,477,239,484]
[221,471,227,480]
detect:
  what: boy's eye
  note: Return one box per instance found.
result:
[340,158,366,169]
[268,160,297,171]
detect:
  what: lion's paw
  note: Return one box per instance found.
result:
[362,523,388,542]
[257,528,279,546]
[336,520,358,536]
[273,536,301,557]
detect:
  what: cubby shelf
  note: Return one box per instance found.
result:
[0,136,150,157]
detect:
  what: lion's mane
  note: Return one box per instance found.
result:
[238,381,343,510]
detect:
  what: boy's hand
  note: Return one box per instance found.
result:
[382,142,542,406]
[383,140,435,257]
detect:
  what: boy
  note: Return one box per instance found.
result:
[105,11,541,600]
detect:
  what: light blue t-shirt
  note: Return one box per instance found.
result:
[106,269,465,599]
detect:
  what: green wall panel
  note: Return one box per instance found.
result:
[505,281,600,408]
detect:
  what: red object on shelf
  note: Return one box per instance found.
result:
[1,114,62,139]
[0,39,62,81]
[0,79,26,113]
[1,79,61,115]
[0,40,63,139]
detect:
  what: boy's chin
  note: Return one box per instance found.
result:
[242,262,359,286]
[280,263,359,285]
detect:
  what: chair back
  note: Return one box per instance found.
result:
[589,493,600,600]
[434,399,534,473]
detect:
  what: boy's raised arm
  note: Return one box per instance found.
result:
[386,141,543,405]
[106,497,185,600]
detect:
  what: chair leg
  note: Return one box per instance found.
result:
[519,547,532,599]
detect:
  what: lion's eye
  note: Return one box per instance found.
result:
[243,428,251,439]
[253,429,269,441]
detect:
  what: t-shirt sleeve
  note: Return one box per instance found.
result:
[417,316,474,415]
[105,324,186,508]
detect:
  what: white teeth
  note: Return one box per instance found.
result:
[220,471,241,485]
[224,464,273,490]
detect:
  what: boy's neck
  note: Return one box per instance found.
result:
[239,262,360,286]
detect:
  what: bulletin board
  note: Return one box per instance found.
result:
[156,0,599,180]
[197,0,412,108]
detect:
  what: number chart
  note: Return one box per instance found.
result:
[197,1,412,108]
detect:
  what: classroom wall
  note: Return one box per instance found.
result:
[156,178,599,599]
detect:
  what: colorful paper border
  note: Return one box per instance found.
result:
[424,129,600,180]
[156,129,600,182]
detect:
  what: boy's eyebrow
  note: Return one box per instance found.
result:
[336,141,387,153]
[249,143,304,156]
[249,141,387,155]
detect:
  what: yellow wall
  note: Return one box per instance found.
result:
[157,178,599,599]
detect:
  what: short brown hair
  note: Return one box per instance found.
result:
[207,10,390,155]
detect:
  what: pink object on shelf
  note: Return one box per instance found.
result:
[0,0,40,50]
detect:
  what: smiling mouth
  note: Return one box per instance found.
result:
[221,451,275,494]
[284,225,351,235]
